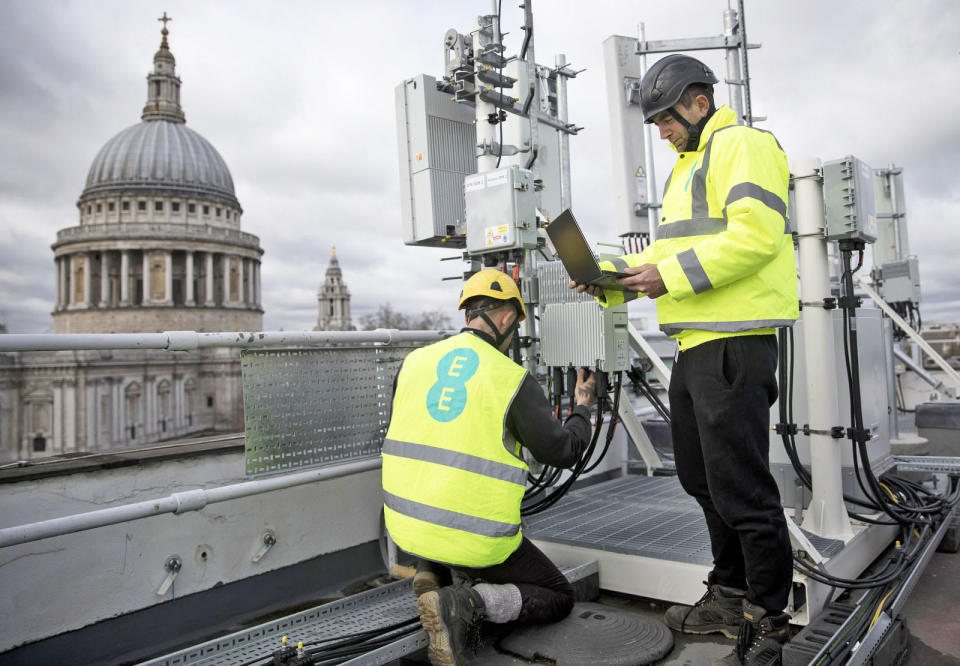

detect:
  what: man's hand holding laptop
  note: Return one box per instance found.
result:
[569,263,667,300]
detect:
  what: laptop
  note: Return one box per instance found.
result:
[545,209,632,291]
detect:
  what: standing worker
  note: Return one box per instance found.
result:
[571,54,797,666]
[383,268,597,666]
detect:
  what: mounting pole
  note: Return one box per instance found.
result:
[793,157,853,540]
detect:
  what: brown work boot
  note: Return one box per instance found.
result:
[417,584,486,665]
[664,581,746,638]
[713,599,790,665]
[413,569,441,598]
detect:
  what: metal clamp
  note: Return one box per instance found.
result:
[157,556,182,596]
[252,531,277,563]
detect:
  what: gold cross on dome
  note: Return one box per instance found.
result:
[158,12,172,30]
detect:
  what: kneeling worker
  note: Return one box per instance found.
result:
[382,268,596,665]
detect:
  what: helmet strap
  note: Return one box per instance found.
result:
[466,302,519,351]
[668,102,716,152]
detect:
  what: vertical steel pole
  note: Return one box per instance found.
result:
[723,9,744,124]
[793,157,853,540]
[556,53,571,211]
[520,0,538,374]
[474,5,498,173]
[638,23,659,242]
[737,0,753,127]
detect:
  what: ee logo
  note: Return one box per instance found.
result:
[426,348,479,422]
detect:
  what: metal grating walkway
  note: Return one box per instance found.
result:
[525,475,844,563]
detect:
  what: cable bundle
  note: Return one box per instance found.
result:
[521,371,623,516]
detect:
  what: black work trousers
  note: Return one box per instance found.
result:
[419,537,574,624]
[669,334,792,613]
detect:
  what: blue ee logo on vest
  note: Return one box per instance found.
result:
[426,348,479,422]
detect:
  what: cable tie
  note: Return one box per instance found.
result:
[775,422,798,436]
[847,427,872,443]
[799,298,837,310]
[837,295,861,309]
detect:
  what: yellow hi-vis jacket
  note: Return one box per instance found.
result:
[382,332,529,567]
[599,105,798,350]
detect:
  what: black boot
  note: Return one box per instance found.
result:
[713,599,790,665]
[664,580,746,638]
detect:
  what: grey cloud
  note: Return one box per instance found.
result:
[1,0,959,336]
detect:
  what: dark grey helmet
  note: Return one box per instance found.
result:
[640,54,718,123]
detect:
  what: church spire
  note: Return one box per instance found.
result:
[142,12,186,123]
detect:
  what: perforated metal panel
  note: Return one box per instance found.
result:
[241,347,416,476]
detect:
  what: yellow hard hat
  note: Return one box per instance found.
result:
[458,269,526,322]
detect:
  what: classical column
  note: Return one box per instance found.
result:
[56,257,64,309]
[222,253,231,305]
[145,377,154,437]
[99,252,110,307]
[63,379,76,452]
[185,250,194,305]
[164,251,173,305]
[142,251,151,305]
[86,380,97,451]
[246,258,254,305]
[254,262,261,307]
[112,379,122,443]
[174,374,183,428]
[205,252,215,306]
[53,381,63,455]
[82,252,92,307]
[120,250,130,305]
[67,255,75,309]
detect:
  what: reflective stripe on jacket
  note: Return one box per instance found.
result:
[599,105,798,350]
[382,332,529,567]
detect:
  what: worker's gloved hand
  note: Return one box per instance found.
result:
[574,368,597,409]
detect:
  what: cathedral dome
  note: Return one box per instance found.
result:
[82,121,238,205]
[52,15,263,336]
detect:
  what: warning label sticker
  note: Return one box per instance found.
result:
[485,224,511,247]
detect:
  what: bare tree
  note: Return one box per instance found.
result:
[359,304,453,331]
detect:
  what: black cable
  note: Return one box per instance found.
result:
[582,372,623,474]
[303,617,420,649]
[522,377,611,516]
[626,365,671,424]
[522,408,603,515]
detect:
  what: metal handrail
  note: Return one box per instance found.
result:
[0,328,455,352]
[0,456,382,548]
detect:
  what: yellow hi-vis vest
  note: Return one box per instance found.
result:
[598,106,798,350]
[382,332,529,567]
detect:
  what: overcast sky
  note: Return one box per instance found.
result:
[1,0,958,333]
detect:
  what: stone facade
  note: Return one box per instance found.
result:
[0,18,259,462]
[0,349,242,460]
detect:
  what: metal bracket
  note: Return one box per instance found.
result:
[623,77,641,105]
[156,556,182,596]
[252,531,277,563]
